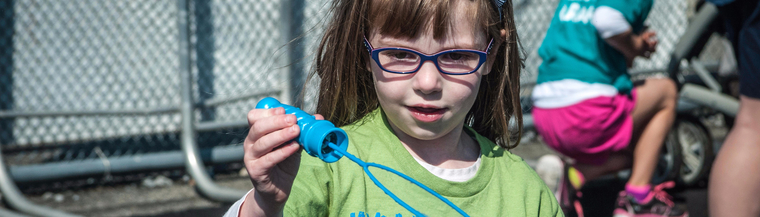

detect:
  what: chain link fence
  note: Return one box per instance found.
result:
[0,0,723,206]
[0,1,312,201]
[1,0,297,162]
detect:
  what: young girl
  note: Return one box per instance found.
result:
[224,0,561,216]
[532,0,687,216]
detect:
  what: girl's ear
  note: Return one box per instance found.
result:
[490,29,508,58]
[484,29,508,75]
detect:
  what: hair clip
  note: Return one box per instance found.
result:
[492,0,506,20]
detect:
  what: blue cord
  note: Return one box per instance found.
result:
[327,143,470,217]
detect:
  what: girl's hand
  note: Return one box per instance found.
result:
[604,29,658,68]
[639,30,657,58]
[240,107,323,217]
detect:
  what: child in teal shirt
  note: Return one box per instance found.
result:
[532,0,687,216]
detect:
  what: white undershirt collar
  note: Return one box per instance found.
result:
[412,153,482,182]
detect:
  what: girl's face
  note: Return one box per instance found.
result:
[368,2,492,142]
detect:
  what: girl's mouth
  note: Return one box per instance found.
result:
[407,105,446,122]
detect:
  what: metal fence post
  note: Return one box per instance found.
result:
[281,0,306,106]
[0,0,14,147]
[195,0,217,122]
[177,0,247,203]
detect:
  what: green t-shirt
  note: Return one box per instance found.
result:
[283,109,562,217]
[536,0,653,94]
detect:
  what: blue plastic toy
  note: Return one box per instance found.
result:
[255,97,469,217]
[255,97,348,163]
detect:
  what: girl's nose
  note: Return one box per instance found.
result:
[412,61,443,95]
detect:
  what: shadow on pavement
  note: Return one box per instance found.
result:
[134,206,231,217]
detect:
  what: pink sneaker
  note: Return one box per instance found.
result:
[612,181,688,217]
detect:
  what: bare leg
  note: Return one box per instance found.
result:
[627,78,678,186]
[709,96,760,217]
[573,78,677,184]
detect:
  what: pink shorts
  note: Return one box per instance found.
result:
[533,89,638,165]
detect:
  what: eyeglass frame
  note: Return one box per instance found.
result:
[363,36,494,75]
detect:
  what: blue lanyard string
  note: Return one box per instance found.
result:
[326,143,470,217]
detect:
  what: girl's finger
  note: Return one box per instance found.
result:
[247,107,285,127]
[314,114,325,120]
[251,141,302,171]
[248,124,300,159]
[244,112,297,149]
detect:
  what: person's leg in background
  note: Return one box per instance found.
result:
[572,78,684,216]
[611,78,688,217]
[625,78,678,190]
[574,78,677,197]
[565,78,678,190]
[709,0,760,216]
[709,97,760,217]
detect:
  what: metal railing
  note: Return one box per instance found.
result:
[0,0,309,215]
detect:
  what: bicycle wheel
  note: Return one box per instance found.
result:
[674,116,714,186]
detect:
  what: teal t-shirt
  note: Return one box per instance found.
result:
[283,109,562,217]
[536,0,654,94]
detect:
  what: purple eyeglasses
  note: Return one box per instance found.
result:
[363,37,493,75]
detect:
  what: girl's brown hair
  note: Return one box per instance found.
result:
[307,0,524,149]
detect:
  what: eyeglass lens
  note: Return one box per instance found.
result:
[377,50,481,74]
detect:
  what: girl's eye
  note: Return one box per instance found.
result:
[447,53,463,60]
[441,52,476,62]
[390,51,414,60]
